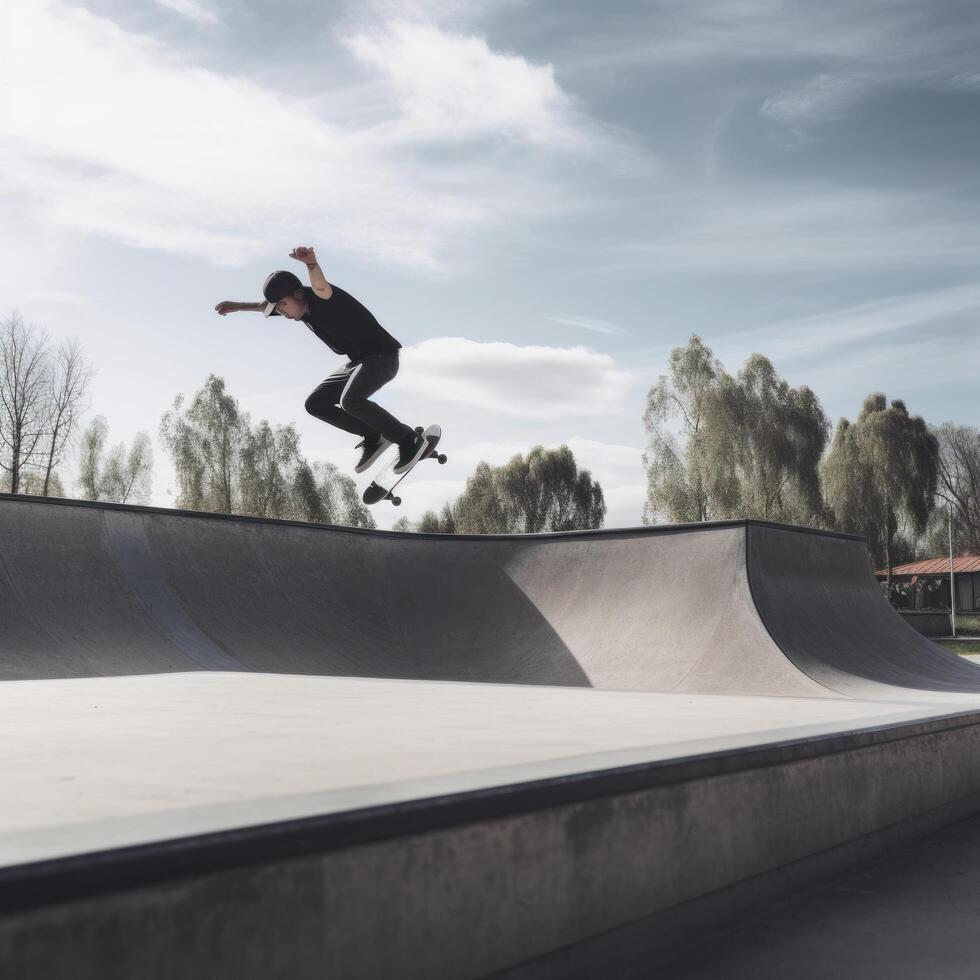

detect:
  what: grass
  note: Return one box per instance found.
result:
[952,613,980,635]
[939,639,980,656]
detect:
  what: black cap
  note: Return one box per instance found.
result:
[262,270,304,317]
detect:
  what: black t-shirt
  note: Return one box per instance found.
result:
[270,284,401,362]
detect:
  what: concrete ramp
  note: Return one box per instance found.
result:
[748,523,980,697]
[0,494,976,699]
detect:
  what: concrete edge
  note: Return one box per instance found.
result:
[490,790,980,979]
[3,706,977,915]
[0,492,866,543]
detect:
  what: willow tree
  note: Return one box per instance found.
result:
[498,445,605,533]
[449,462,506,533]
[239,420,300,519]
[287,460,374,529]
[642,335,720,523]
[160,375,247,513]
[643,336,828,525]
[414,504,456,534]
[705,354,828,524]
[821,394,938,583]
[442,446,604,534]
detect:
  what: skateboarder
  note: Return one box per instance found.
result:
[214,246,427,474]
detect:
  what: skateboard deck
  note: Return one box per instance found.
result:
[362,424,446,506]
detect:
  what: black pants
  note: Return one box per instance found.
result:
[304,351,414,445]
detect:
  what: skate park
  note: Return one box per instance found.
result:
[4,491,980,978]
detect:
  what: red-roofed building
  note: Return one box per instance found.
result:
[875,556,980,612]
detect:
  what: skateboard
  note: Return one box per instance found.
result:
[362,424,447,506]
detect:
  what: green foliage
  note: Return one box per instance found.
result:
[240,420,299,519]
[415,504,456,533]
[17,469,65,497]
[78,415,153,504]
[642,335,719,523]
[397,447,604,534]
[643,336,829,525]
[451,445,605,533]
[159,375,374,528]
[282,460,371,527]
[159,375,246,514]
[821,393,938,573]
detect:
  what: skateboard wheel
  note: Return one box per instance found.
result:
[437,454,447,464]
[414,426,424,435]
[392,497,402,506]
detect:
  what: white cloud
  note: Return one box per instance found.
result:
[0,0,603,274]
[399,337,635,418]
[380,476,465,523]
[154,0,220,26]
[602,484,647,528]
[354,0,515,28]
[342,20,583,149]
[563,436,644,481]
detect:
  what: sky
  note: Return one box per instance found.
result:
[2,0,979,529]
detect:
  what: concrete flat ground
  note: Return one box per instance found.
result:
[2,671,976,870]
[665,810,980,980]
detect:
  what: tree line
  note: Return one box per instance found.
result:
[159,374,374,526]
[0,313,375,522]
[3,310,977,553]
[0,310,606,532]
[392,445,606,534]
[643,335,980,574]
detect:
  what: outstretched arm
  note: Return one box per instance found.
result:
[289,246,333,300]
[214,301,266,315]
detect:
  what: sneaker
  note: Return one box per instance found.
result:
[393,431,427,474]
[354,436,391,473]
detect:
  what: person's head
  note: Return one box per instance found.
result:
[262,270,308,319]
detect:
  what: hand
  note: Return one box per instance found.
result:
[214,301,237,316]
[289,245,318,266]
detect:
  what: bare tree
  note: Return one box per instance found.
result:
[41,338,92,495]
[933,422,980,554]
[0,312,52,493]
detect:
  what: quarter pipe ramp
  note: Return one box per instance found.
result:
[0,493,976,699]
